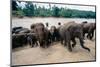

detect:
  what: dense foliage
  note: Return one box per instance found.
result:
[12,1,96,18]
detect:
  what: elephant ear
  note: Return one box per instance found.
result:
[31,24,36,29]
[67,25,74,33]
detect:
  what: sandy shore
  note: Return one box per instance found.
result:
[12,38,95,66]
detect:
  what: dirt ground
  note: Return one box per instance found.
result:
[12,38,96,66]
[12,17,96,66]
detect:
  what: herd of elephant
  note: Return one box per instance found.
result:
[12,21,96,52]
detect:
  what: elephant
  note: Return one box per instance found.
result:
[30,23,51,48]
[81,22,96,40]
[27,33,38,47]
[30,23,36,30]
[50,26,57,42]
[12,27,30,34]
[18,28,30,34]
[59,21,90,52]
[12,26,23,31]
[45,22,49,28]
[50,26,60,42]
[12,33,28,49]
[12,26,23,34]
[82,21,88,24]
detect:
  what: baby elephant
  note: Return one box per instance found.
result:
[27,33,38,47]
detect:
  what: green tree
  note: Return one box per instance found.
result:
[23,2,35,17]
[12,2,96,18]
[52,5,60,17]
[12,0,18,10]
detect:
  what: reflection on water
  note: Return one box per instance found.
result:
[12,17,95,29]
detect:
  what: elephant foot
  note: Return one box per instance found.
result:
[68,46,72,52]
[31,46,33,48]
[31,45,34,48]
[40,45,47,48]
[89,37,93,40]
[35,44,38,47]
[64,44,67,47]
[68,48,72,52]
[83,38,85,40]
[47,44,51,48]
[61,41,63,44]
[82,47,90,52]
[29,45,33,48]
[86,48,90,52]
[72,44,76,48]
[40,46,45,48]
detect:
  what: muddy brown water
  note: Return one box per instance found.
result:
[12,17,95,29]
[12,17,96,66]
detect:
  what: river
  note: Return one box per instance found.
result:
[12,17,95,29]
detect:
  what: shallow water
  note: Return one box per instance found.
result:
[12,17,95,29]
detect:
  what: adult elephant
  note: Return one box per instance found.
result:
[59,21,90,52]
[18,28,30,34]
[82,22,96,40]
[30,23,51,48]
[12,27,30,34]
[12,26,23,34]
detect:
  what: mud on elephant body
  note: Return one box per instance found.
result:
[59,21,90,52]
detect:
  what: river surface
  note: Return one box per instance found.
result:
[12,17,95,29]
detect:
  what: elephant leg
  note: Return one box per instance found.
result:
[44,42,46,48]
[87,32,91,39]
[68,41,72,52]
[44,41,47,48]
[31,39,33,47]
[87,33,89,38]
[64,39,67,47]
[35,41,38,47]
[44,38,49,48]
[65,31,72,52]
[79,38,90,52]
[83,32,85,39]
[92,30,94,37]
[72,38,76,48]
[90,30,94,40]
[61,38,63,45]
[52,35,55,42]
[64,36,67,47]
[88,28,94,40]
[40,41,44,48]
[28,38,33,47]
[52,36,54,42]
[45,40,49,48]
[32,40,36,47]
